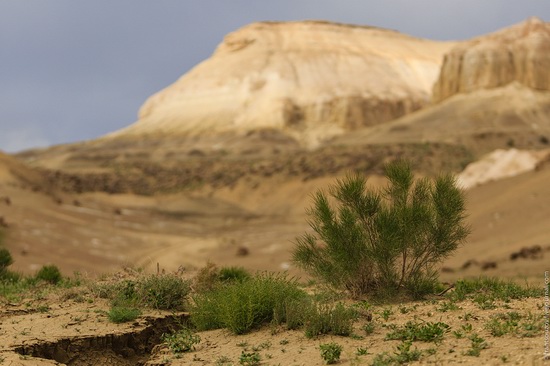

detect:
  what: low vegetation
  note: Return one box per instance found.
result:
[292,159,469,299]
[0,163,547,364]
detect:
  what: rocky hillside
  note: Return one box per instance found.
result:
[106,21,453,147]
[433,17,550,102]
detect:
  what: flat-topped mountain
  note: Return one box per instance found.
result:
[106,21,453,147]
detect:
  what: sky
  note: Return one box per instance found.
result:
[1,1,549,152]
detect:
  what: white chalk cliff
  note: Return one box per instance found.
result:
[108,21,453,146]
[433,17,550,102]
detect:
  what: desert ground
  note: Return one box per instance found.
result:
[1,18,550,366]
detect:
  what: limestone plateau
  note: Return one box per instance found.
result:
[100,18,550,150]
[106,20,453,147]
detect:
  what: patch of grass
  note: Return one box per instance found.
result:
[239,351,260,366]
[319,342,343,365]
[107,306,141,323]
[372,341,422,365]
[385,321,450,343]
[35,265,62,285]
[191,272,306,334]
[304,302,356,338]
[464,334,488,357]
[449,277,541,303]
[215,356,233,366]
[436,300,460,312]
[162,327,201,353]
[100,273,191,315]
[363,322,375,335]
[138,273,191,310]
[379,307,393,321]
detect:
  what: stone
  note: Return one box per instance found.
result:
[433,17,550,102]
[107,21,452,147]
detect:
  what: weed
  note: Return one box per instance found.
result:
[304,302,356,338]
[162,327,201,353]
[239,351,260,366]
[0,248,13,269]
[279,339,289,345]
[319,342,343,365]
[449,277,541,303]
[372,341,422,365]
[436,300,460,312]
[215,355,233,366]
[385,321,450,343]
[107,306,140,323]
[464,334,488,356]
[138,273,191,310]
[191,272,306,334]
[356,347,368,356]
[35,265,62,285]
[363,322,375,335]
[380,307,393,321]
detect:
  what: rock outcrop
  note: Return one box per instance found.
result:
[433,17,550,102]
[108,21,452,147]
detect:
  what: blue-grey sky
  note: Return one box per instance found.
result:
[1,1,549,152]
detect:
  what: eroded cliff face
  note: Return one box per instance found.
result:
[433,17,550,103]
[108,21,452,147]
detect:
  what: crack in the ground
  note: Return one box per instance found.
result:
[13,314,188,366]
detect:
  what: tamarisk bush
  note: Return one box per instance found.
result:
[292,160,469,299]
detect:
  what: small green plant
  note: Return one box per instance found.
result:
[162,327,201,353]
[319,342,343,364]
[107,306,141,323]
[356,347,368,356]
[239,351,260,366]
[449,277,542,303]
[464,334,488,356]
[385,321,450,343]
[436,300,460,312]
[292,160,469,299]
[363,322,375,335]
[304,302,356,338]
[215,355,233,366]
[0,248,13,269]
[138,273,191,310]
[35,265,62,284]
[380,307,393,321]
[372,341,422,365]
[191,272,306,334]
[219,266,251,283]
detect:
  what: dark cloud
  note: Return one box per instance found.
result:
[1,1,549,151]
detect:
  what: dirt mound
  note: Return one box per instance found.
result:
[457,148,550,189]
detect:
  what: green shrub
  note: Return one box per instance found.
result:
[218,266,251,283]
[239,351,261,366]
[319,342,343,364]
[191,272,307,334]
[292,160,469,299]
[194,263,252,293]
[138,273,191,310]
[385,321,450,343]
[304,302,356,338]
[449,277,541,302]
[35,265,62,285]
[0,248,13,269]
[162,327,201,353]
[107,306,141,323]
